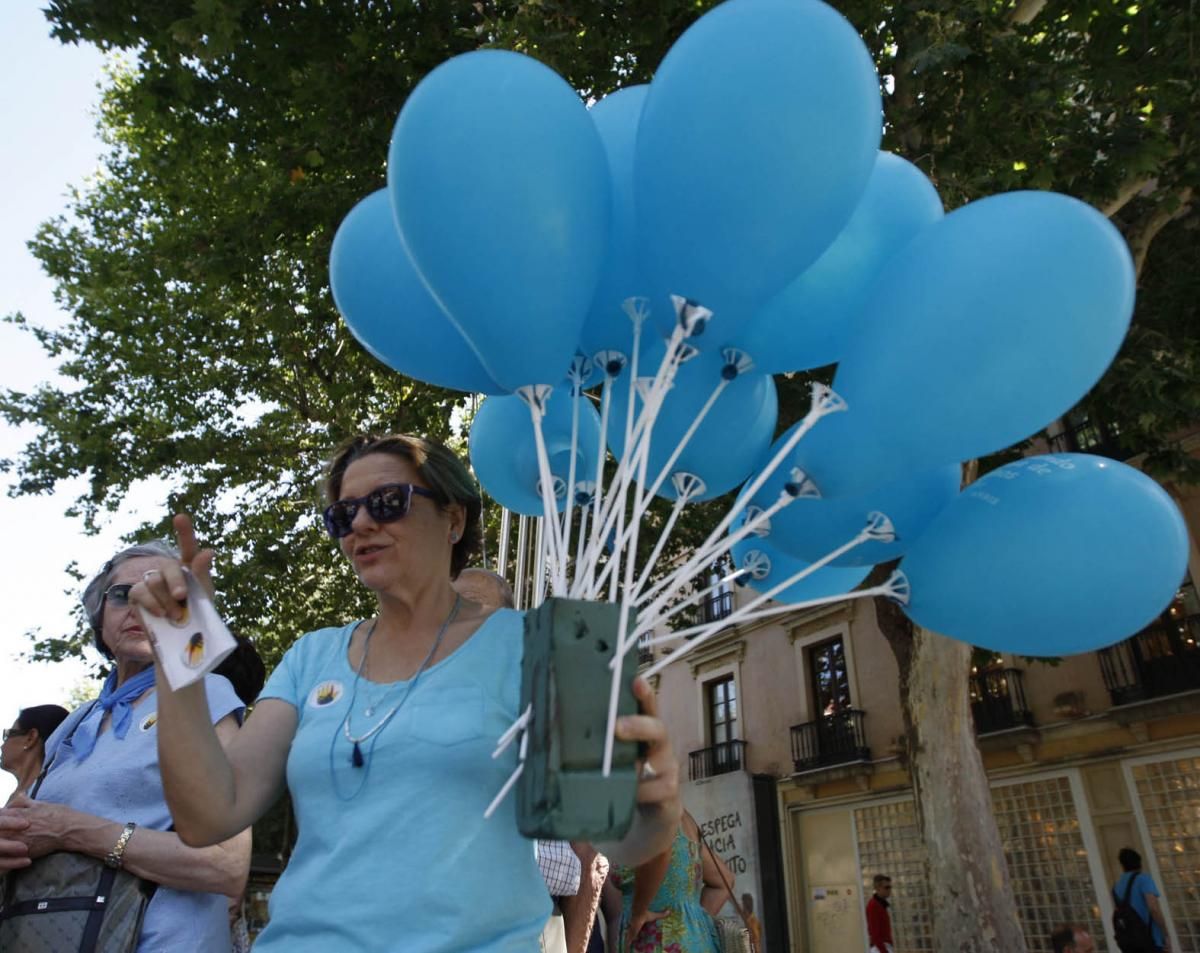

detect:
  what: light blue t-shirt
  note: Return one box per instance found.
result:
[39,674,244,953]
[1114,870,1164,948]
[254,608,550,953]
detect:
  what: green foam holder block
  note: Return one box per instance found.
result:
[517,596,639,841]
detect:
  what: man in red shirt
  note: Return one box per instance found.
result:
[866,874,895,953]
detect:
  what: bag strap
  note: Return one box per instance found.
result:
[29,700,100,799]
[1116,872,1137,907]
[696,825,758,953]
[78,865,118,953]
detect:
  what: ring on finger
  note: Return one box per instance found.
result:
[640,762,659,781]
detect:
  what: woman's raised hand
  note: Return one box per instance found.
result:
[131,513,217,623]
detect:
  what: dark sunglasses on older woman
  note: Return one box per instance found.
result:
[103,583,134,607]
[322,483,438,539]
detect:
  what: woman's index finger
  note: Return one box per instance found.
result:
[632,676,658,718]
[173,512,200,564]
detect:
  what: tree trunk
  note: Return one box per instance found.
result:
[870,564,1029,953]
[904,627,1029,952]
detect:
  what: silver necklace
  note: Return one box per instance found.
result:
[341,594,462,768]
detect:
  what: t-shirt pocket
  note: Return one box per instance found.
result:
[407,686,485,746]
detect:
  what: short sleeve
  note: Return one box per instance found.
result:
[1139,873,1160,898]
[203,673,245,725]
[259,638,305,709]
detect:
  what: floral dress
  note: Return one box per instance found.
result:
[612,826,720,953]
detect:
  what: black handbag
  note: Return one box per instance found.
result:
[0,702,158,952]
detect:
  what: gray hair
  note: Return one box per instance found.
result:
[82,540,180,658]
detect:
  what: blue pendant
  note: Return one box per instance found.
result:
[351,741,364,767]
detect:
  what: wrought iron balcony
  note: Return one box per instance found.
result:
[790,709,870,773]
[1098,594,1200,706]
[970,667,1035,734]
[1047,409,1128,460]
[676,589,736,635]
[688,740,748,781]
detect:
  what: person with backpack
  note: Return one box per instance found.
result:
[1111,847,1171,953]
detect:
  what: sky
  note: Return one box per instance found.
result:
[0,6,162,796]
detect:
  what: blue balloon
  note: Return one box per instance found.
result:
[900,454,1189,655]
[750,419,960,566]
[820,191,1136,496]
[737,152,943,372]
[730,521,871,604]
[580,86,650,364]
[635,0,881,340]
[329,191,505,394]
[389,50,610,391]
[607,349,777,502]
[470,387,603,517]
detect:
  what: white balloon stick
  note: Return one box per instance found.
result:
[577,322,694,591]
[533,518,548,607]
[586,374,614,595]
[640,578,900,651]
[601,408,655,777]
[554,360,588,590]
[633,377,728,511]
[492,703,532,759]
[634,384,846,623]
[513,513,529,611]
[630,481,702,598]
[484,760,524,820]
[557,381,583,594]
[589,371,728,593]
[497,508,513,579]
[521,385,567,596]
[641,523,893,680]
[574,497,591,582]
[627,566,751,648]
[636,487,794,622]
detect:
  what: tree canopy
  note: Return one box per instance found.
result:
[5,0,1197,667]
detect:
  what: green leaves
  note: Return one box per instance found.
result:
[9,0,1197,668]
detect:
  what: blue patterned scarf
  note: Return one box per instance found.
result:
[70,666,157,762]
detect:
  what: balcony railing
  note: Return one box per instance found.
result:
[676,589,736,634]
[1047,412,1127,460]
[1098,600,1200,706]
[970,667,1035,734]
[689,740,748,781]
[790,709,870,773]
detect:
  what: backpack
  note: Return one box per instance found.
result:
[1112,873,1157,953]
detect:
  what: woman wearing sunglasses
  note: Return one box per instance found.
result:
[134,433,682,953]
[2,705,69,804]
[0,541,252,951]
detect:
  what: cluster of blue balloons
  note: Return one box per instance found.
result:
[328,0,1188,657]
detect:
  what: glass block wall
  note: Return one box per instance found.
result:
[853,777,1108,953]
[991,777,1108,953]
[1131,756,1200,951]
[854,799,933,952]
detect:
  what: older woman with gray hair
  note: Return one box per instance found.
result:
[0,541,251,952]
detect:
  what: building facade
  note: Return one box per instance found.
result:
[647,429,1200,953]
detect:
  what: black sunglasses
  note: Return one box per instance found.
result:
[2,729,30,742]
[323,483,438,539]
[103,583,134,607]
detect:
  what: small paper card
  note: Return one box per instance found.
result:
[140,571,237,691]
